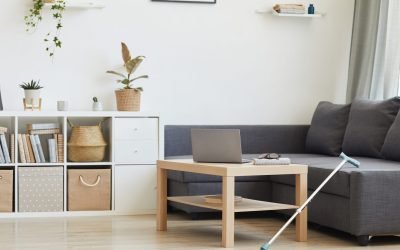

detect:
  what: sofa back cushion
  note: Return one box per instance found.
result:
[381,112,400,161]
[342,97,400,158]
[305,102,351,156]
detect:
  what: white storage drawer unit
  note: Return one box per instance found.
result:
[114,117,159,214]
[114,118,158,140]
[114,118,158,164]
[114,165,156,213]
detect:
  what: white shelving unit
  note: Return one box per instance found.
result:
[0,111,159,218]
[44,0,106,10]
[255,9,325,18]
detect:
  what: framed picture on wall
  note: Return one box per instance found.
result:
[152,0,216,3]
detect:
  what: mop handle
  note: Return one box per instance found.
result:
[261,153,360,250]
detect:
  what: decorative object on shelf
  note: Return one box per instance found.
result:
[151,0,216,3]
[106,42,149,111]
[67,119,107,162]
[57,100,68,111]
[20,80,43,111]
[273,4,305,14]
[308,4,315,14]
[24,0,66,57]
[92,97,103,111]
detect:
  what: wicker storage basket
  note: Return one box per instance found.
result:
[67,120,107,162]
[115,89,141,111]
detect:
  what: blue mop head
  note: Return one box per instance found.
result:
[260,243,270,250]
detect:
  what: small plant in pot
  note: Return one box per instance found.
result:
[92,97,103,111]
[106,42,148,111]
[19,80,43,107]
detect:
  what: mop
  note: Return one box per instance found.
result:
[261,152,360,250]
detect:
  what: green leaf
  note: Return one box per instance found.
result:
[125,56,145,75]
[106,71,126,78]
[128,75,149,83]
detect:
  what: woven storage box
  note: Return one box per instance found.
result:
[68,169,111,211]
[0,170,13,212]
[67,120,107,162]
[18,167,63,212]
[115,89,141,111]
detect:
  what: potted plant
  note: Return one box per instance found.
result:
[19,80,43,107]
[24,0,65,57]
[92,97,103,111]
[106,42,148,111]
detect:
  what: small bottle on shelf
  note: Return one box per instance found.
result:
[308,4,315,14]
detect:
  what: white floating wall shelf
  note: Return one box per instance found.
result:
[255,9,325,18]
[45,1,106,10]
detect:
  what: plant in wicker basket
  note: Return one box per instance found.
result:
[106,42,149,111]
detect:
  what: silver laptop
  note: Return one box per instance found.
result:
[191,129,251,163]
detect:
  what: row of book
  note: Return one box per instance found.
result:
[0,127,11,163]
[0,123,65,164]
[18,123,64,163]
[17,133,64,163]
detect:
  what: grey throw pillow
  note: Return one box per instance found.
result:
[381,113,400,161]
[342,97,400,158]
[305,102,351,156]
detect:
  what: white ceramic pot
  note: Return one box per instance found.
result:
[92,102,103,111]
[24,89,41,106]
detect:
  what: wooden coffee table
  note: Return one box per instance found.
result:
[156,159,308,248]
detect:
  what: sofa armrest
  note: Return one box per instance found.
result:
[165,125,309,157]
[350,170,400,235]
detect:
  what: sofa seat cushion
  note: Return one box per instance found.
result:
[270,154,400,198]
[166,155,270,183]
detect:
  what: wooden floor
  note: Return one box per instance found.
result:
[0,213,399,249]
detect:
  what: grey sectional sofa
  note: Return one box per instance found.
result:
[164,98,400,246]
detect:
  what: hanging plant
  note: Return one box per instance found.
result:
[24,0,66,57]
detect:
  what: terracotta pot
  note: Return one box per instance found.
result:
[115,89,141,111]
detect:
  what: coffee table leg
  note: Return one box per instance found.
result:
[157,165,168,231]
[222,176,235,247]
[295,173,308,241]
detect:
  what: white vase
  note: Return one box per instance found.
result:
[92,102,103,111]
[24,89,41,106]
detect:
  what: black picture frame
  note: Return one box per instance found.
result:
[152,0,216,4]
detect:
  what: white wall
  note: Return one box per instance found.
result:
[0,0,354,125]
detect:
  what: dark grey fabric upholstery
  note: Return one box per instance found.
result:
[271,182,352,234]
[381,113,400,161]
[270,154,400,198]
[350,170,400,235]
[306,102,350,156]
[342,97,400,158]
[165,125,309,157]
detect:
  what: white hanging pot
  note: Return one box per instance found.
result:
[24,89,41,106]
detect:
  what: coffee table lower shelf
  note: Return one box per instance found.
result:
[167,195,298,213]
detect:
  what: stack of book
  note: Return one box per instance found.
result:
[0,127,12,163]
[18,123,64,163]
[273,4,305,14]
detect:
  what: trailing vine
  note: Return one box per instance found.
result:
[24,0,66,57]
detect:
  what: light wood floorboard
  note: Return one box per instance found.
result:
[0,214,399,249]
